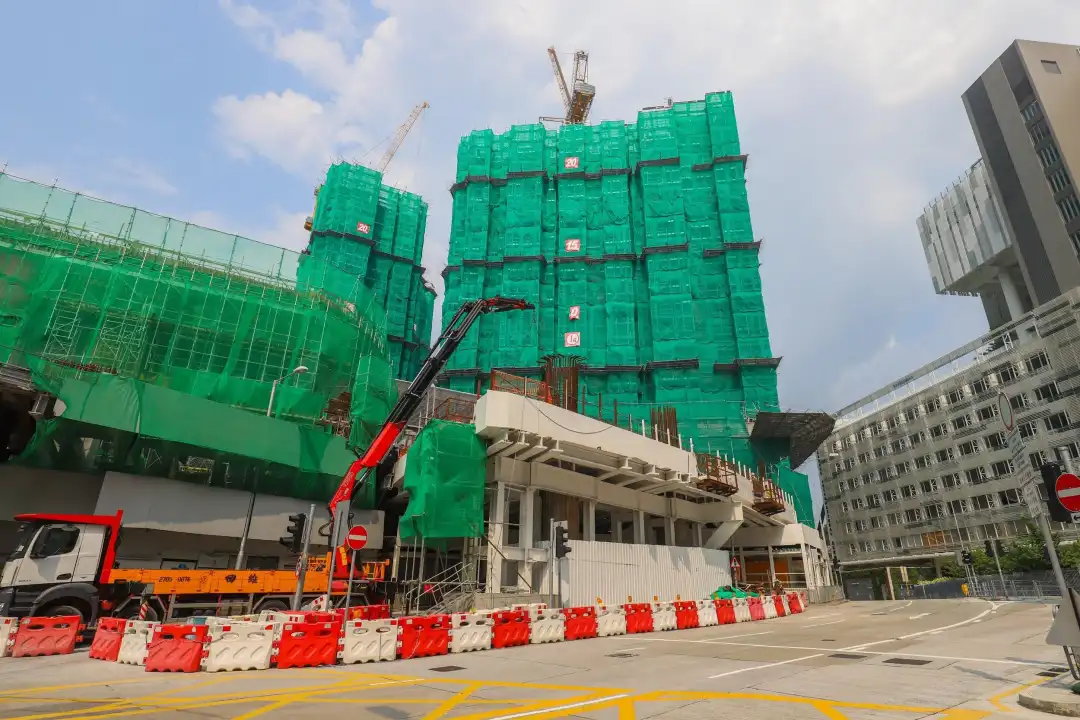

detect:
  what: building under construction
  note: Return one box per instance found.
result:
[439,92,831,527]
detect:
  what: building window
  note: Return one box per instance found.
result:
[867,493,881,509]
[952,415,971,431]
[959,440,980,456]
[883,489,898,503]
[942,472,962,489]
[877,468,890,483]
[976,405,998,423]
[879,538,890,552]
[920,478,939,494]
[904,508,923,523]
[947,389,965,405]
[1030,450,1047,469]
[971,377,990,396]
[905,407,920,422]
[991,459,1014,477]
[1029,121,1052,144]
[895,461,911,476]
[999,488,1022,506]
[926,504,944,520]
[915,454,931,469]
[875,445,888,458]
[909,431,924,447]
[862,541,874,553]
[841,501,849,513]
[849,543,858,556]
[997,364,1019,384]
[855,519,868,532]
[1034,382,1060,403]
[1038,143,1062,169]
[888,416,900,429]
[1010,393,1028,411]
[1071,230,1080,255]
[893,537,903,549]
[984,431,1006,450]
[1046,411,1071,432]
[972,494,995,511]
[936,448,955,463]
[1058,193,1080,223]
[1019,421,1038,440]
[929,423,947,439]
[924,397,942,414]
[1042,59,1062,74]
[948,498,969,515]
[1048,167,1073,193]
[871,516,883,529]
[900,484,918,499]
[844,522,854,533]
[966,466,988,484]
[891,439,905,454]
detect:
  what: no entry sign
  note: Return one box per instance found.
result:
[345,525,369,551]
[1056,473,1080,513]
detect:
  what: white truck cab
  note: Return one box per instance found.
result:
[0,511,125,623]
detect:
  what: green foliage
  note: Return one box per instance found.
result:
[937,560,966,579]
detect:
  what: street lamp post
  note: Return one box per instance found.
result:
[235,365,309,571]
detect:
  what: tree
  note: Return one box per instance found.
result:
[938,560,966,579]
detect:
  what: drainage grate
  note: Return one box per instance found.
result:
[606,652,637,658]
[428,665,465,673]
[829,653,866,660]
[1039,670,1066,677]
[884,658,932,666]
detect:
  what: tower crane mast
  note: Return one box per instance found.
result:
[543,47,595,125]
[376,101,429,173]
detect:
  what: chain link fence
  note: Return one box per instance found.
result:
[898,569,1080,601]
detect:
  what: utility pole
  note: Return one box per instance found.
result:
[291,504,316,611]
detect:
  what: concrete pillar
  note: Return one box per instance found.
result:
[694,523,704,548]
[664,516,676,546]
[767,545,776,585]
[584,500,596,542]
[521,488,536,550]
[999,270,1025,321]
[633,511,646,544]
[613,513,624,543]
[486,482,507,593]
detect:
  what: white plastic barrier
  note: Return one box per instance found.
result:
[652,602,677,631]
[0,618,16,658]
[697,600,718,627]
[799,591,808,608]
[781,595,791,615]
[762,598,778,619]
[341,619,398,664]
[203,622,276,672]
[733,598,751,623]
[449,614,492,653]
[529,609,565,644]
[117,620,157,666]
[512,603,548,615]
[258,611,289,623]
[595,606,627,637]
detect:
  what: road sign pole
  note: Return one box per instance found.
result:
[292,503,316,611]
[343,550,356,614]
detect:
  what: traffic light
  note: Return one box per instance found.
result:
[961,550,973,566]
[280,513,308,553]
[554,525,571,559]
[1041,461,1072,523]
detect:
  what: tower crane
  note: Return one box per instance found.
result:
[304,101,429,231]
[375,101,429,173]
[541,47,595,125]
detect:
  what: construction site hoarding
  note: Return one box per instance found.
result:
[439,93,813,522]
[0,171,396,502]
[304,162,435,381]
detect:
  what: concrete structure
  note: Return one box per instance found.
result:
[918,160,1029,329]
[468,390,830,595]
[963,40,1080,309]
[820,286,1080,569]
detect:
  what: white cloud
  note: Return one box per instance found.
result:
[212,0,1080,425]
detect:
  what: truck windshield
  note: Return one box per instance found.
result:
[8,522,40,561]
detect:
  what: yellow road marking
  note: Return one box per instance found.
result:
[425,681,483,720]
[812,700,850,720]
[987,674,1055,712]
[450,691,628,720]
[615,697,637,720]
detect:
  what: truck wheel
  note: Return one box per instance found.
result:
[256,599,288,614]
[38,604,84,624]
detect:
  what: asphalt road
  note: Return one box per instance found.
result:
[0,599,1067,719]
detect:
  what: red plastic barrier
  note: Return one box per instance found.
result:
[397,615,450,659]
[145,624,208,672]
[674,601,700,629]
[748,597,766,621]
[622,603,654,634]
[774,595,786,617]
[275,621,341,669]
[88,617,128,661]
[714,599,736,625]
[787,592,803,614]
[491,610,530,649]
[336,604,390,622]
[561,606,598,641]
[10,616,81,658]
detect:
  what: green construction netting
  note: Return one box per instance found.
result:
[399,420,486,541]
[776,461,815,528]
[442,92,802,498]
[0,171,398,496]
[304,162,434,380]
[20,362,359,501]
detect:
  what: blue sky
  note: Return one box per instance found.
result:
[4,0,1080,514]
